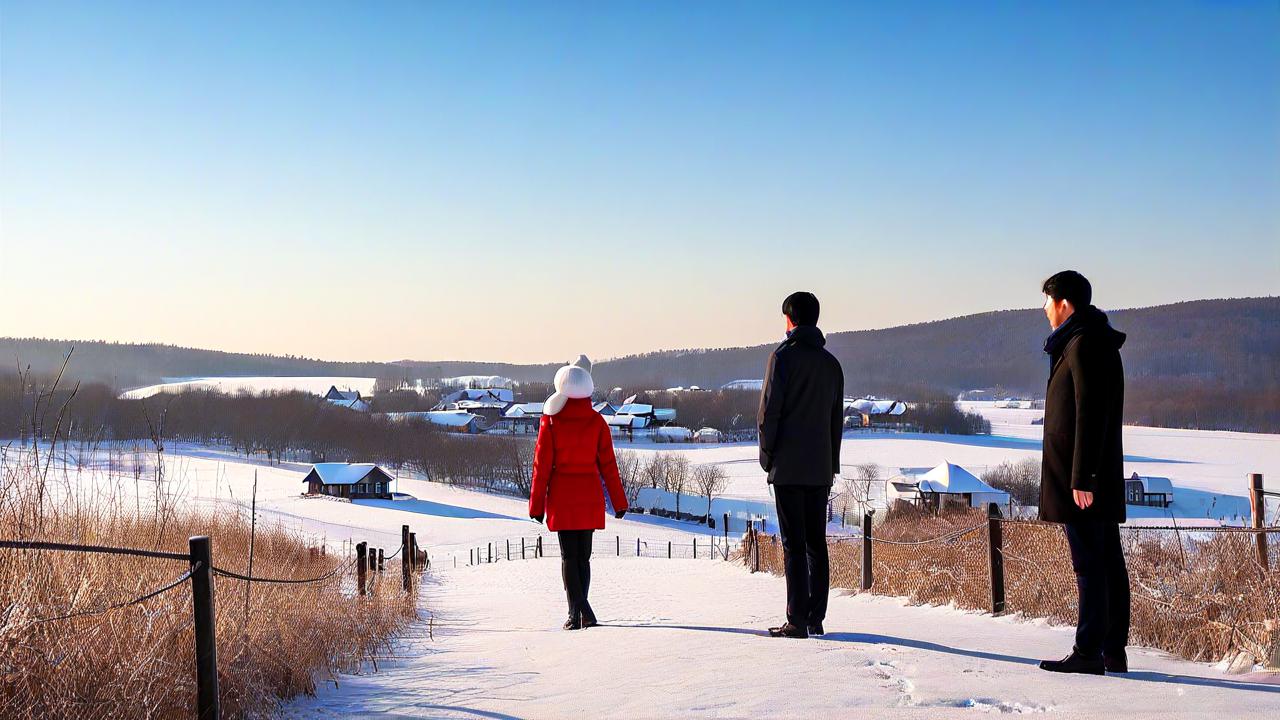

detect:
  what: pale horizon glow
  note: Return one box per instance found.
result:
[2,2,1277,364]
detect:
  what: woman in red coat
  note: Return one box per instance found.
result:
[529,355,628,630]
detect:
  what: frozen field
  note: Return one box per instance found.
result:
[119,376,377,399]
[613,404,1279,524]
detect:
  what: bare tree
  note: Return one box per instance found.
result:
[615,450,645,509]
[667,455,691,515]
[643,452,670,490]
[838,462,881,523]
[692,463,728,522]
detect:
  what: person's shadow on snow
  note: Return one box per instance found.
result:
[615,625,1280,694]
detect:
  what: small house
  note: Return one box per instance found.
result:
[388,411,485,433]
[325,386,371,412]
[593,401,618,416]
[497,403,544,434]
[303,463,394,499]
[693,427,724,443]
[1126,473,1174,508]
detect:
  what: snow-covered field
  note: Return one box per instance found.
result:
[13,441,1279,717]
[613,403,1279,526]
[119,376,377,399]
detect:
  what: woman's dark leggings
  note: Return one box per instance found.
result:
[558,530,594,618]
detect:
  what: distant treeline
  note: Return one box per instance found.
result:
[4,296,1277,432]
[0,373,535,493]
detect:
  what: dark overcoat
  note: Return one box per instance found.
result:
[1040,311,1127,524]
[757,325,845,486]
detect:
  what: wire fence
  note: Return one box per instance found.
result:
[0,524,427,719]
[435,533,742,568]
[741,511,1280,667]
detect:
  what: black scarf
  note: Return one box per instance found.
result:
[1043,305,1125,368]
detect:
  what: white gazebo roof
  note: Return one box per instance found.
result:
[918,462,1002,495]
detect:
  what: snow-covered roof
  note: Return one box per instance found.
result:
[617,403,654,415]
[441,388,515,404]
[325,386,361,402]
[846,397,906,416]
[606,414,649,428]
[505,402,544,417]
[304,463,391,486]
[454,399,508,410]
[593,402,617,415]
[720,379,764,391]
[653,408,677,421]
[327,397,371,412]
[1129,473,1174,496]
[389,411,480,428]
[917,462,1005,496]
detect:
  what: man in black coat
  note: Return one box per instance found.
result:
[1036,270,1131,675]
[758,291,845,639]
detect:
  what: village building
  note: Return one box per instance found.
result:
[387,410,485,434]
[324,386,371,412]
[888,462,1011,513]
[495,402,544,434]
[302,463,395,499]
[1125,472,1174,508]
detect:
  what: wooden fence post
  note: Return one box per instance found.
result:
[356,542,367,596]
[401,525,411,592]
[987,503,1006,615]
[410,534,419,571]
[693,537,697,558]
[378,548,384,571]
[668,540,672,559]
[636,537,640,557]
[536,536,543,558]
[189,536,219,720]
[860,513,873,591]
[507,539,511,561]
[522,537,526,560]
[1250,474,1269,571]
[617,535,620,556]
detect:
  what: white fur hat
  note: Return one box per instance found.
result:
[545,355,594,416]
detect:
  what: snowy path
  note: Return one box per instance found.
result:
[287,557,1279,719]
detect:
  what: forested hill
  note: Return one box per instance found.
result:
[3,297,1276,431]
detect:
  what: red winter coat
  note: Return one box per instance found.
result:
[528,397,628,531]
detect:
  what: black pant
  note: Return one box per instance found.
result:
[773,485,830,626]
[558,530,594,618]
[1064,522,1130,658]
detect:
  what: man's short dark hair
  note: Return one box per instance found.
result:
[1042,271,1092,308]
[782,291,820,326]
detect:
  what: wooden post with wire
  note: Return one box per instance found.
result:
[860,513,873,591]
[401,525,411,592]
[986,503,1006,614]
[378,548,384,571]
[189,536,219,720]
[356,542,367,596]
[1250,473,1269,571]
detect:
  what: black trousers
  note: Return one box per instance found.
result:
[557,529,594,617]
[773,484,830,626]
[1064,521,1131,658]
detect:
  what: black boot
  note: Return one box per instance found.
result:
[1103,650,1128,673]
[768,622,808,639]
[563,614,582,631]
[807,622,825,636]
[1039,650,1104,675]
[580,602,599,628]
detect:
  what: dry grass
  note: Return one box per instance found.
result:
[0,445,419,719]
[742,507,1280,665]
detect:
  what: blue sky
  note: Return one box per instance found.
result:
[1,1,1276,363]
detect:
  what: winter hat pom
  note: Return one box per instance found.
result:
[545,355,594,416]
